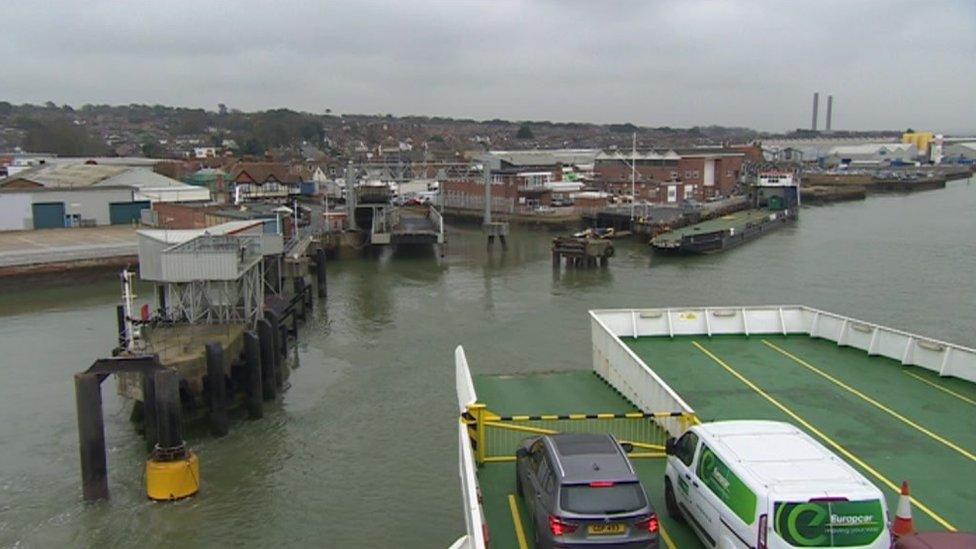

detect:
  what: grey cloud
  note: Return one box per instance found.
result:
[1,0,973,132]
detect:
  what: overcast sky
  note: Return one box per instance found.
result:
[2,1,974,132]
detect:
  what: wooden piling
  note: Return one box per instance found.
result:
[154,369,184,448]
[141,371,158,452]
[277,322,287,386]
[266,309,284,357]
[205,343,229,437]
[316,247,328,298]
[116,305,126,348]
[243,331,263,419]
[265,310,286,388]
[293,277,307,322]
[257,318,277,401]
[75,373,108,501]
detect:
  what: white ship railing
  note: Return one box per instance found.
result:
[590,314,696,437]
[455,346,477,412]
[590,305,976,384]
[454,346,487,549]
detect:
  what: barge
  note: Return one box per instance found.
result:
[651,172,799,254]
[452,306,976,548]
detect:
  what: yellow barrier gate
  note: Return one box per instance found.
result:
[463,404,699,464]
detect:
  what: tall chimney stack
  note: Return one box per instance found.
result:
[812,92,820,131]
[826,95,833,132]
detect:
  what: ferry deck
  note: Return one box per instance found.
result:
[455,306,976,548]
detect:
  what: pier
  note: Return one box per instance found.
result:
[370,205,445,247]
[73,220,322,502]
[0,225,138,276]
[551,236,613,268]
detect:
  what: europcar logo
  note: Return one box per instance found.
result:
[699,449,730,496]
[830,514,875,526]
[785,503,829,545]
[775,501,883,547]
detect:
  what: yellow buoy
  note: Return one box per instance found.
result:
[146,451,199,501]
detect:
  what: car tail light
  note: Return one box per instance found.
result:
[482,523,490,547]
[636,514,660,533]
[589,481,614,487]
[758,513,768,549]
[548,515,578,536]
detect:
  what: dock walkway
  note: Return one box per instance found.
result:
[0,226,138,270]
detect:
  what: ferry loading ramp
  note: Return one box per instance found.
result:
[454,306,976,549]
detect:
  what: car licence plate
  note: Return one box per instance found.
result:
[587,523,625,535]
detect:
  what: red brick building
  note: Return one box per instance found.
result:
[594,148,748,204]
[151,202,215,229]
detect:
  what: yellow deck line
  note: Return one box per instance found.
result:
[507,494,529,549]
[902,369,976,406]
[761,339,976,462]
[691,341,956,531]
[659,522,677,549]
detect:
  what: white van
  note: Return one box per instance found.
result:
[664,421,891,549]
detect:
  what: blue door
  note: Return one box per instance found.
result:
[109,201,151,225]
[32,202,66,229]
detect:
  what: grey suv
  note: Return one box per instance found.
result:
[515,433,659,549]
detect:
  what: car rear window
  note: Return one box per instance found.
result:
[773,499,886,547]
[560,482,647,514]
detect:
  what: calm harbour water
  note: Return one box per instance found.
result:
[0,179,974,547]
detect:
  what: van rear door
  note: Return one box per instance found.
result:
[769,498,889,548]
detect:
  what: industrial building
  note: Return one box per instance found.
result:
[941,141,976,163]
[824,143,919,168]
[0,164,209,231]
[593,147,749,203]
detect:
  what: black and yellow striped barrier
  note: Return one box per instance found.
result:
[464,403,698,464]
[494,411,687,421]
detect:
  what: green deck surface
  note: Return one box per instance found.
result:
[624,334,976,533]
[473,371,701,549]
[652,209,775,245]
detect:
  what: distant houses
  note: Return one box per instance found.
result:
[225,161,303,204]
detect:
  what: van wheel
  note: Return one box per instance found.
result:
[665,478,684,523]
[516,473,523,497]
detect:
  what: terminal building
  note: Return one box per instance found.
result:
[0,163,209,231]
